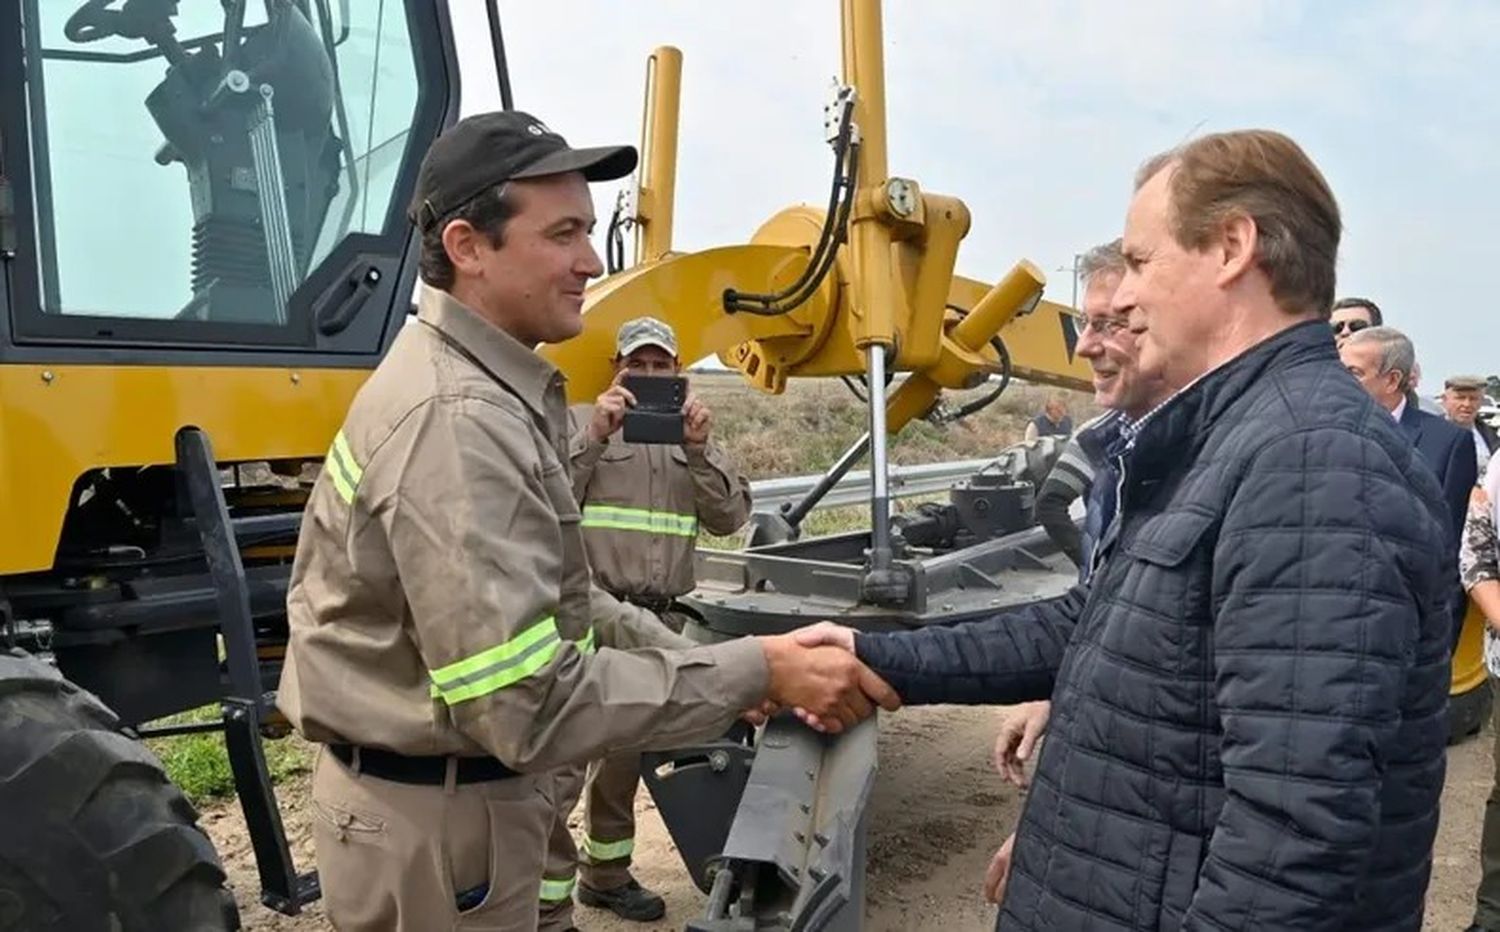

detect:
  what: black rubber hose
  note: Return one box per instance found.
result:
[605,203,626,275]
[727,140,860,318]
[725,97,857,314]
[945,335,1013,421]
[726,100,853,310]
[761,141,860,313]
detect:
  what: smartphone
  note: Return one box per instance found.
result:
[621,374,687,444]
[455,883,488,912]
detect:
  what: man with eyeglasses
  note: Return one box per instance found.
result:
[1330,295,1382,345]
[992,236,1172,903]
[1033,239,1165,572]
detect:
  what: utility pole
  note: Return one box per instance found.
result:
[1056,253,1083,310]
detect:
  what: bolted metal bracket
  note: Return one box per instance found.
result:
[823,80,859,147]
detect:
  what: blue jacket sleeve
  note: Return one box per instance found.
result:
[852,584,1086,705]
[1183,427,1432,930]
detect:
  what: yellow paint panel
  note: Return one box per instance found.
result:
[1453,598,1488,695]
[542,245,815,404]
[0,364,370,573]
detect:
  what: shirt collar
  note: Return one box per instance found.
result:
[1391,396,1407,423]
[416,285,565,417]
[1120,373,1205,452]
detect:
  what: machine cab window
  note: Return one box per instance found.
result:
[3,0,444,352]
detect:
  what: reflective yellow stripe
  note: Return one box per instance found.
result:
[539,875,576,902]
[428,618,560,705]
[324,431,361,505]
[332,431,363,483]
[582,834,634,861]
[431,618,557,684]
[427,623,595,702]
[581,504,697,537]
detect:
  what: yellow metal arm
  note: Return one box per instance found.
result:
[549,0,1092,415]
[635,46,681,264]
[541,246,817,404]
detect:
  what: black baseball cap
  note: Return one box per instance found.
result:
[408,110,637,231]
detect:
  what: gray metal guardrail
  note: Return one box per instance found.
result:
[749,458,991,514]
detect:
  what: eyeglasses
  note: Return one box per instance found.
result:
[1068,313,1131,338]
[1331,319,1370,335]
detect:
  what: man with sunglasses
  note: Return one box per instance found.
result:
[1331,297,1444,414]
[1330,296,1382,345]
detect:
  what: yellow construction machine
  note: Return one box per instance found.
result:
[1,0,461,924]
[0,1,1485,929]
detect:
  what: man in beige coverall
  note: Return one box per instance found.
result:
[537,318,751,926]
[276,110,899,931]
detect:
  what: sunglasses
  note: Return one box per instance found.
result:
[1331,319,1370,335]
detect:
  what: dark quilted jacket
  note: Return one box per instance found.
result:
[856,321,1452,930]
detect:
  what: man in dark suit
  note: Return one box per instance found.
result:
[1342,326,1476,643]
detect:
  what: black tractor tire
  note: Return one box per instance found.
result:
[1450,676,1494,746]
[0,648,240,931]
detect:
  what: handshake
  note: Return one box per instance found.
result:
[753,622,896,732]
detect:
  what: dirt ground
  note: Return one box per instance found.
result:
[212,704,1492,931]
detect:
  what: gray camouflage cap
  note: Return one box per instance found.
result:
[616,316,679,358]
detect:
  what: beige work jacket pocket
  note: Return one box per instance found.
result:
[444,772,555,927]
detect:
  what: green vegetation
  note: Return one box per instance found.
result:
[693,373,1089,479]
[145,706,312,805]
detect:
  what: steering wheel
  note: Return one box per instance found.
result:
[65,0,176,44]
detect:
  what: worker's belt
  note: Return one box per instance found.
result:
[327,743,518,785]
[621,594,677,614]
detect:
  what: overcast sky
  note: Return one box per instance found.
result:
[458,2,1498,383]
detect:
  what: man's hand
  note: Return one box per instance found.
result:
[993,701,1050,789]
[588,370,636,443]
[742,698,779,727]
[785,622,878,731]
[789,620,856,653]
[983,832,1017,904]
[683,392,711,446]
[759,633,899,733]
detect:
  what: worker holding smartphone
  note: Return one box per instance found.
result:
[539,317,753,927]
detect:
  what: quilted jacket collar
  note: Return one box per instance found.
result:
[1129,318,1338,479]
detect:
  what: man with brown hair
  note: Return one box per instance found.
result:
[279,111,899,932]
[801,129,1452,930]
